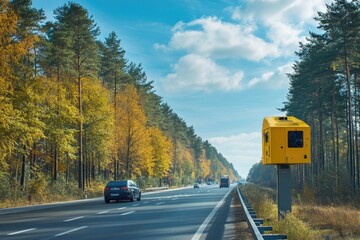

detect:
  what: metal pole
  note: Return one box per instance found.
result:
[277,164,291,220]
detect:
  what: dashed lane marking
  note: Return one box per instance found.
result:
[55,226,88,237]
[64,216,84,222]
[120,211,135,216]
[7,228,36,236]
[97,210,109,215]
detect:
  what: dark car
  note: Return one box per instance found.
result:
[104,180,141,203]
[219,176,230,188]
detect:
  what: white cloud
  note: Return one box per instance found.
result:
[227,0,332,56]
[266,21,304,56]
[167,17,279,61]
[248,71,275,87]
[156,0,331,93]
[162,54,244,92]
[248,62,293,89]
[208,132,262,178]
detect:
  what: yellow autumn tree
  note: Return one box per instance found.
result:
[0,0,18,168]
[82,78,114,185]
[116,84,152,178]
[149,127,173,185]
[37,75,78,180]
[0,0,40,169]
[198,149,211,180]
[176,143,195,185]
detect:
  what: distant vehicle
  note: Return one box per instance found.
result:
[219,175,230,188]
[104,180,141,203]
[207,182,212,185]
[194,183,200,188]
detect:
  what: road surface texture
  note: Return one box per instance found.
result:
[0,184,253,240]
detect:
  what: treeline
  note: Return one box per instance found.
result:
[248,0,360,204]
[0,0,238,201]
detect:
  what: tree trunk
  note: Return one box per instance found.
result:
[354,72,359,191]
[20,151,26,191]
[114,73,118,180]
[78,67,84,190]
[344,40,355,193]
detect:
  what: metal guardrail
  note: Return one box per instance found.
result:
[144,186,169,192]
[237,187,287,240]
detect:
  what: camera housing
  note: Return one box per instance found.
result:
[262,116,311,165]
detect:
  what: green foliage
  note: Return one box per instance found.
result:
[246,162,277,188]
[261,0,360,204]
[0,172,11,201]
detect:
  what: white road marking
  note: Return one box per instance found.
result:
[55,226,88,237]
[156,202,165,205]
[132,204,139,207]
[172,198,178,201]
[7,228,36,236]
[64,216,84,222]
[191,189,232,240]
[120,211,135,216]
[144,201,149,204]
[97,210,109,215]
[118,207,126,210]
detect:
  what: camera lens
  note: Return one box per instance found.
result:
[288,131,303,148]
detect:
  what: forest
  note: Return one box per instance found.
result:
[0,0,239,205]
[247,0,360,204]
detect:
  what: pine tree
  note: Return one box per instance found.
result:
[53,2,100,190]
[99,31,127,180]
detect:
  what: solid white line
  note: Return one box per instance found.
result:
[97,210,109,215]
[156,202,165,205]
[120,211,134,216]
[64,216,84,222]
[191,189,232,240]
[55,226,88,237]
[118,207,126,210]
[7,228,36,236]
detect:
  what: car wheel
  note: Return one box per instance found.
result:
[137,192,141,201]
[105,198,110,204]
[130,192,135,202]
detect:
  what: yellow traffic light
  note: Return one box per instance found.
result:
[262,116,311,165]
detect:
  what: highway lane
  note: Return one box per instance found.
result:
[0,184,237,240]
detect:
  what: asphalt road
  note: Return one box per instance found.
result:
[0,184,237,240]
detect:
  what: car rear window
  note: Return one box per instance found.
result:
[106,181,127,188]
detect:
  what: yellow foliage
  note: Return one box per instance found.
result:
[176,144,195,178]
[149,127,173,178]
[116,84,152,177]
[272,213,318,240]
[198,149,211,178]
[82,78,114,163]
[0,0,19,74]
[0,0,42,167]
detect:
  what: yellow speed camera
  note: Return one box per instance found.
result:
[262,116,311,165]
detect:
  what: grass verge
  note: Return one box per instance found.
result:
[240,184,360,240]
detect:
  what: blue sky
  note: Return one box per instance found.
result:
[32,0,331,178]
